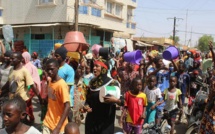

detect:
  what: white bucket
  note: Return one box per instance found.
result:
[99,86,120,103]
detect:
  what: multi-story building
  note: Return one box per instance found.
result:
[0,0,137,57]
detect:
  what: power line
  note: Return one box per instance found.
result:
[177,30,215,36]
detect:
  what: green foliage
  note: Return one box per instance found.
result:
[198,35,214,52]
[169,36,180,45]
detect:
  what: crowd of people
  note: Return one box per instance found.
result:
[0,39,214,134]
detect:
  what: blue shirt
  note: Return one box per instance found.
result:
[32,59,41,68]
[175,72,190,94]
[58,63,75,106]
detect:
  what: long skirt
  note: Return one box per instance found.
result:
[145,102,156,124]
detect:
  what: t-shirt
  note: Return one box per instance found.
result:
[125,91,147,125]
[58,63,75,107]
[0,65,13,88]
[175,72,190,94]
[144,86,162,103]
[0,126,41,134]
[163,88,182,111]
[32,59,41,68]
[8,67,34,101]
[43,78,70,133]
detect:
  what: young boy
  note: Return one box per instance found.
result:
[175,63,190,122]
[0,96,41,134]
[144,75,162,124]
[64,122,80,134]
[43,58,70,134]
[163,76,182,134]
[122,77,147,134]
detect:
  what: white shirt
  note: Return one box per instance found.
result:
[0,126,41,134]
[144,86,162,103]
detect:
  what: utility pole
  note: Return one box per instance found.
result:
[185,9,188,46]
[74,0,79,31]
[167,17,183,45]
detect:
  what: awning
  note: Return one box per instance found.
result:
[136,41,153,47]
[0,23,68,28]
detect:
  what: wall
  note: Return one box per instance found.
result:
[2,0,68,24]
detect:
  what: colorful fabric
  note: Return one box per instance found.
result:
[43,79,70,133]
[199,108,215,133]
[145,102,156,123]
[125,91,147,125]
[58,63,75,107]
[22,52,41,93]
[8,67,34,101]
[123,122,142,134]
[26,98,34,123]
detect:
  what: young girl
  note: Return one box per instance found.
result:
[163,76,182,134]
[144,75,162,124]
[0,96,41,134]
[122,77,147,134]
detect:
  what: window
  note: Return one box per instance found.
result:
[131,23,136,29]
[91,8,101,17]
[79,6,88,14]
[39,0,54,4]
[115,4,122,16]
[0,10,2,16]
[132,0,136,2]
[127,8,133,21]
[31,34,45,40]
[107,2,113,14]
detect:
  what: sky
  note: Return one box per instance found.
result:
[134,0,215,47]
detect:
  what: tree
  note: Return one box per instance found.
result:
[169,36,180,45]
[198,35,214,52]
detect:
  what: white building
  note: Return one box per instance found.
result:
[0,0,137,57]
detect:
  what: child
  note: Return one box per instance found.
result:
[144,75,162,124]
[175,63,190,122]
[122,77,147,134]
[64,122,80,134]
[43,59,70,134]
[163,76,182,134]
[0,96,41,134]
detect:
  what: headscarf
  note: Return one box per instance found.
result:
[22,52,41,92]
[89,58,111,89]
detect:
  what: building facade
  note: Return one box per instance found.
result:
[0,0,137,57]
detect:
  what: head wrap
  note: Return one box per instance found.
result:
[22,52,31,63]
[33,52,38,57]
[90,58,110,89]
[55,46,68,60]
